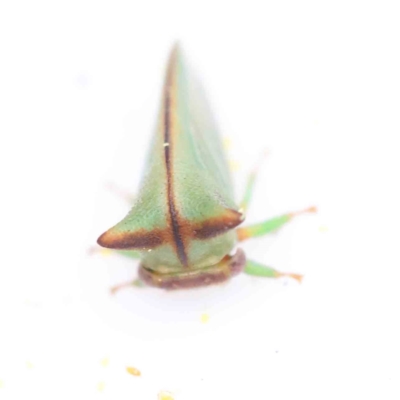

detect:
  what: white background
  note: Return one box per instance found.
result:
[1,1,399,399]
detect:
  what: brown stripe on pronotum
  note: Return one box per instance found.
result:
[163,45,189,267]
[97,207,244,250]
[192,209,244,239]
[97,229,165,250]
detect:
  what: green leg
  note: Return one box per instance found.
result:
[244,259,303,283]
[110,277,145,294]
[106,250,145,294]
[112,249,141,259]
[88,247,141,259]
[237,206,317,242]
[239,151,268,213]
[87,247,144,293]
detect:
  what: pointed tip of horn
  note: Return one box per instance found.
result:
[97,227,164,250]
[192,208,245,240]
[97,230,114,248]
[168,41,184,65]
[171,40,182,52]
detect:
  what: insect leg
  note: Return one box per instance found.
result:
[110,278,145,295]
[105,251,144,294]
[236,206,317,241]
[113,249,141,259]
[88,247,141,259]
[87,247,143,293]
[239,150,269,213]
[109,250,144,294]
[244,259,303,283]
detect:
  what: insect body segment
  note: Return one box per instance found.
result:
[98,45,246,288]
[97,45,315,291]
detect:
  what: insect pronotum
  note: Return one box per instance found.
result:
[96,44,316,291]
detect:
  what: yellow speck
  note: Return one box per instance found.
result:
[100,248,112,257]
[229,160,241,172]
[26,361,34,369]
[222,137,232,150]
[100,357,109,367]
[126,366,141,376]
[200,313,210,324]
[163,142,170,147]
[133,279,144,287]
[158,391,174,400]
[318,225,329,232]
[97,381,105,392]
[0,379,3,388]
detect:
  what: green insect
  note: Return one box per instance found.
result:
[96,45,316,292]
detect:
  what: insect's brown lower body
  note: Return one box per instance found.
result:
[138,248,246,290]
